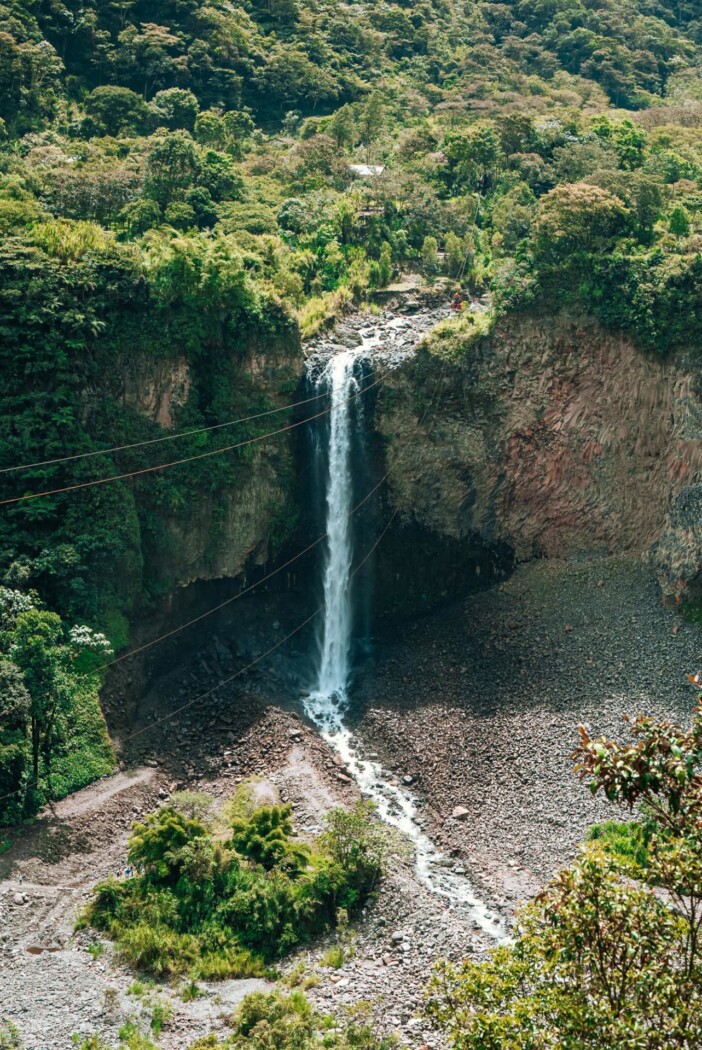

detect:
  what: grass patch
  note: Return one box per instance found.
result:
[195,988,399,1049]
[421,308,496,361]
[587,819,651,871]
[296,287,353,339]
[321,945,346,969]
[180,980,205,1002]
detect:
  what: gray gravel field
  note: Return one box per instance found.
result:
[354,555,702,904]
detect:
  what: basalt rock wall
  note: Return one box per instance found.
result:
[377,311,702,603]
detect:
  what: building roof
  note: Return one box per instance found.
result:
[349,164,385,177]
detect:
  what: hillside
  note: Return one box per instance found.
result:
[3,7,702,1047]
[1,0,701,625]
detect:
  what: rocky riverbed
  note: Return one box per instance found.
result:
[2,554,700,1048]
[303,294,451,372]
[355,553,702,902]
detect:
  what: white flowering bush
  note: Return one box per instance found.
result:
[69,624,113,656]
[0,587,37,630]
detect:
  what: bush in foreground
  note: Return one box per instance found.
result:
[190,989,397,1049]
[84,798,385,979]
[426,700,702,1049]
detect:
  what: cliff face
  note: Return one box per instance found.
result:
[113,325,302,606]
[110,306,702,637]
[377,312,702,602]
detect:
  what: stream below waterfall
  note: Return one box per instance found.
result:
[301,337,506,943]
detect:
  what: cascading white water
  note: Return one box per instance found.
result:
[314,350,358,704]
[303,343,506,944]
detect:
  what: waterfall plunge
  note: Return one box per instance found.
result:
[303,349,360,732]
[302,346,506,943]
[314,351,358,704]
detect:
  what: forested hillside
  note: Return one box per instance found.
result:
[1,0,702,818]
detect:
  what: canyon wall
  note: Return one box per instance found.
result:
[110,320,303,611]
[377,311,702,603]
[112,304,702,641]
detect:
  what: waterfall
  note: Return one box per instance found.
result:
[302,343,506,944]
[314,350,358,704]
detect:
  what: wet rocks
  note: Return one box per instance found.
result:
[304,299,448,375]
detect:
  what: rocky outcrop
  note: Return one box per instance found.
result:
[650,485,702,603]
[111,324,302,603]
[378,312,702,600]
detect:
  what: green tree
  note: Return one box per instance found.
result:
[377,241,393,287]
[593,117,647,171]
[427,848,695,1050]
[150,88,200,132]
[230,804,310,873]
[329,104,356,151]
[445,232,471,278]
[421,235,439,275]
[278,198,309,234]
[84,85,150,135]
[128,807,209,884]
[10,609,70,789]
[319,801,386,900]
[358,92,386,164]
[532,183,628,262]
[199,150,244,201]
[0,659,31,820]
[119,198,162,236]
[194,110,227,148]
[427,702,702,1049]
[669,205,691,238]
[145,131,200,207]
[444,125,503,194]
[164,201,197,229]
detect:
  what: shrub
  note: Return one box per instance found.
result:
[427,703,702,1049]
[84,800,386,980]
[223,990,398,1049]
[230,803,310,873]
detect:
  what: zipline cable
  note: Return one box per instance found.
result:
[0,384,343,476]
[122,494,403,745]
[0,369,390,508]
[0,360,446,808]
[121,361,448,745]
[0,476,391,806]
[82,472,389,679]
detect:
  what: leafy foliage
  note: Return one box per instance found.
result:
[0,584,113,824]
[426,701,702,1049]
[85,799,386,979]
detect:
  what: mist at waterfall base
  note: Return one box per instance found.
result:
[302,347,505,943]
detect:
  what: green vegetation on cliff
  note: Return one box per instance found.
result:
[0,582,113,823]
